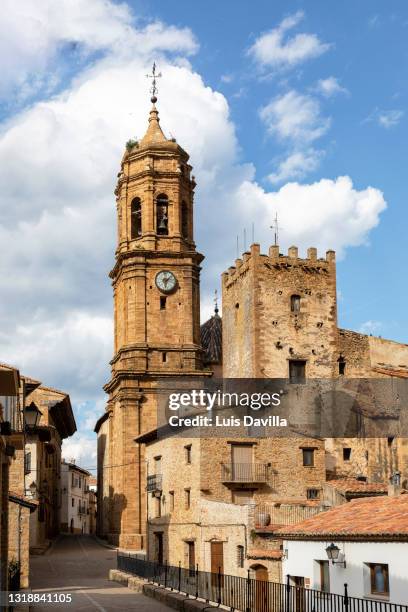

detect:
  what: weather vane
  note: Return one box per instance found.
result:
[146,62,162,103]
[214,289,219,315]
[270,212,281,246]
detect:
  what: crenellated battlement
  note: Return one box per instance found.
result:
[222,243,336,284]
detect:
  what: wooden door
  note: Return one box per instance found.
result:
[187,541,195,575]
[231,444,252,481]
[211,541,224,574]
[254,566,269,612]
[155,533,163,565]
[210,541,224,589]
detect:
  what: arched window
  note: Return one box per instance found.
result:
[156,194,168,235]
[130,198,142,238]
[181,201,188,239]
[290,294,301,313]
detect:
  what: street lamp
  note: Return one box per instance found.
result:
[25,402,42,429]
[325,543,346,567]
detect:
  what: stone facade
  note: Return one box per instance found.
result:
[25,385,76,553]
[95,412,110,538]
[8,494,36,589]
[142,435,283,581]
[222,244,408,485]
[0,364,20,593]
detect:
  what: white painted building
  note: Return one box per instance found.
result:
[60,460,91,534]
[278,494,408,605]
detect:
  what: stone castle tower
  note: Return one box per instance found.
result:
[222,244,338,379]
[102,94,208,549]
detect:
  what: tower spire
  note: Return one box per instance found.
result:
[140,63,167,147]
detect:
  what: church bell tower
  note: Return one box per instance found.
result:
[104,66,207,549]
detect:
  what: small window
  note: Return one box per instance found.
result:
[185,488,191,510]
[169,491,174,511]
[155,496,161,518]
[237,545,245,568]
[338,356,346,376]
[154,456,162,474]
[387,437,394,448]
[302,448,315,467]
[369,563,389,596]
[156,194,169,235]
[290,295,301,313]
[162,352,167,363]
[71,498,74,507]
[343,448,352,461]
[131,198,142,238]
[160,296,167,310]
[289,360,306,384]
[307,488,320,500]
[185,445,192,464]
[24,451,31,474]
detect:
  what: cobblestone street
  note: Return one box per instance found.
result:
[29,535,170,610]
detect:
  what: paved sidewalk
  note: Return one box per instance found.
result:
[29,534,170,611]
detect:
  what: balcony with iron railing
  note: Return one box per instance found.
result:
[0,395,23,434]
[147,474,163,493]
[254,503,327,529]
[221,463,271,488]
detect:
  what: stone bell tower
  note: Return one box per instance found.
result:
[104,70,207,549]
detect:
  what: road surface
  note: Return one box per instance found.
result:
[29,534,170,611]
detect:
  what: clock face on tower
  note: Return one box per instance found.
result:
[155,270,177,293]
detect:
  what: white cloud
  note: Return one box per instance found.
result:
[62,433,97,473]
[249,10,330,70]
[267,149,323,184]
[378,110,404,128]
[365,108,404,129]
[0,0,387,458]
[359,320,382,335]
[0,0,198,100]
[260,90,330,144]
[234,176,386,259]
[316,76,348,98]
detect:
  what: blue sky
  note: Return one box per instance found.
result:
[146,0,408,340]
[0,0,407,469]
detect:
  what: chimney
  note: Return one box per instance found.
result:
[388,471,402,497]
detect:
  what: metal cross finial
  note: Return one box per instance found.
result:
[146,62,162,103]
[270,212,280,246]
[214,290,219,315]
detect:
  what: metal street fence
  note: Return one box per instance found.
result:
[117,554,408,612]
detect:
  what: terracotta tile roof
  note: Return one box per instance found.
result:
[248,549,283,560]
[326,478,388,496]
[277,495,408,541]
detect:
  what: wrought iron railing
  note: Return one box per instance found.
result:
[221,463,270,484]
[254,503,326,528]
[117,554,408,612]
[146,474,162,492]
[0,395,23,433]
